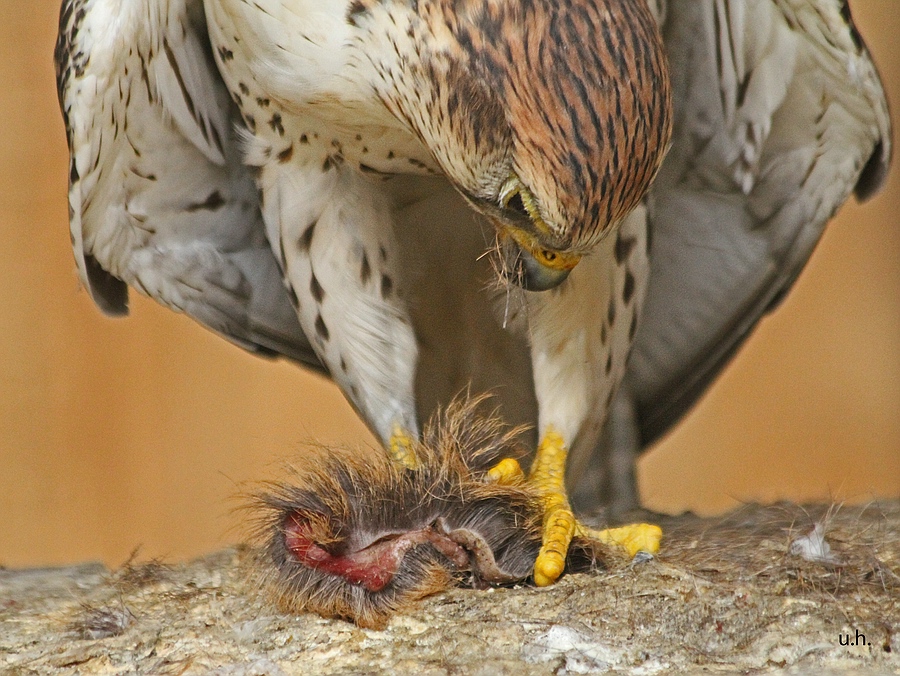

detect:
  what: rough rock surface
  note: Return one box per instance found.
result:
[2,501,898,675]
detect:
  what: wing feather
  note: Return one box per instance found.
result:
[154,16,228,165]
[55,0,321,369]
[628,0,891,445]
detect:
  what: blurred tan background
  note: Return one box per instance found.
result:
[1,2,897,569]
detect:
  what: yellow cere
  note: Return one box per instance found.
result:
[506,227,582,271]
[500,177,582,272]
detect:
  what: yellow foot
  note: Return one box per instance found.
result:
[527,427,662,586]
[487,457,525,484]
[389,425,418,469]
[529,428,575,586]
[534,500,576,586]
[576,522,662,558]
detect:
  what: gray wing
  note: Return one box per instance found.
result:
[631,0,891,444]
[577,0,891,513]
[55,0,322,371]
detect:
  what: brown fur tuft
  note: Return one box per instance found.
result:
[247,396,609,627]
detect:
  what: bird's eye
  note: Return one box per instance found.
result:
[505,190,529,218]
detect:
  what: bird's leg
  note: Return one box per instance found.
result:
[512,206,660,585]
[571,382,643,516]
[262,162,420,466]
[487,429,661,586]
[528,427,576,586]
[526,428,661,586]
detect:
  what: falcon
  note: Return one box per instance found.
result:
[55,0,890,595]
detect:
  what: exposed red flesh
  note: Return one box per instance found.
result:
[284,513,468,592]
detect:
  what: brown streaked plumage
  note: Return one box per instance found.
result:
[359,0,672,250]
[446,0,672,247]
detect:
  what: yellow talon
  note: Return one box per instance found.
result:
[534,502,575,586]
[526,427,663,585]
[577,522,663,558]
[529,427,576,587]
[389,425,418,469]
[487,457,525,484]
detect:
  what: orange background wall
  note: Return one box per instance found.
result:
[1,2,897,568]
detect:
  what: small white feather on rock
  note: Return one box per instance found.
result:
[789,523,840,565]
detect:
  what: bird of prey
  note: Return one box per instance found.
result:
[55,0,890,599]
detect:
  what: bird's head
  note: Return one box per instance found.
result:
[380,0,672,290]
